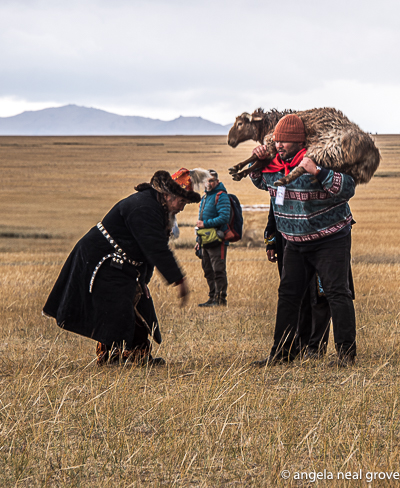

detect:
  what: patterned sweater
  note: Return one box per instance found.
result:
[250,167,355,243]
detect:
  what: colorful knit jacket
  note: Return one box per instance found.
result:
[250,168,355,243]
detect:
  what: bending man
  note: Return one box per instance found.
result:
[43,169,205,365]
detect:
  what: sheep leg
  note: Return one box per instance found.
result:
[230,157,269,181]
[235,160,265,180]
[228,154,257,175]
[274,166,307,186]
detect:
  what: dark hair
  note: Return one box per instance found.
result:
[208,169,218,179]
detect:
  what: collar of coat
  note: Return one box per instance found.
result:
[204,181,226,196]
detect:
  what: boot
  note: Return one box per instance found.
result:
[97,341,166,367]
[123,340,166,367]
[251,352,295,367]
[251,356,276,367]
[218,296,227,307]
[198,297,216,307]
[328,355,355,368]
[212,294,227,307]
[251,355,283,367]
[302,348,322,360]
[123,350,166,366]
[96,342,108,365]
[96,342,120,366]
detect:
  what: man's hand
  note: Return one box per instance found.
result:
[252,145,269,160]
[196,220,205,229]
[195,242,200,251]
[177,278,189,307]
[267,249,277,263]
[299,157,318,175]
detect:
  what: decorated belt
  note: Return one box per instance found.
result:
[89,222,143,293]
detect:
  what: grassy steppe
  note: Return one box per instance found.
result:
[0,135,399,487]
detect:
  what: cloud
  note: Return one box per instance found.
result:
[0,97,64,118]
[0,0,399,131]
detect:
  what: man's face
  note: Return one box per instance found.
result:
[165,195,188,215]
[275,141,304,161]
[205,177,219,192]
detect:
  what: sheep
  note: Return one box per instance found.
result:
[227,107,381,186]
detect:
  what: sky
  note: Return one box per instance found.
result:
[0,0,399,133]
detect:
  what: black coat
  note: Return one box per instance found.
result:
[43,187,183,346]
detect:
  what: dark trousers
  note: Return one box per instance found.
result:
[271,234,356,359]
[201,244,228,300]
[297,283,331,355]
[276,230,331,355]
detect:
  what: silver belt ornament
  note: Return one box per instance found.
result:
[89,222,143,293]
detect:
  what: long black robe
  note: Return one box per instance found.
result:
[43,187,183,347]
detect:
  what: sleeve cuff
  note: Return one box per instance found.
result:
[316,167,329,182]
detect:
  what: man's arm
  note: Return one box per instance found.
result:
[300,157,355,199]
[265,202,277,263]
[126,205,184,285]
[249,146,269,189]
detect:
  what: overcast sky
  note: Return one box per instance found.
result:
[0,0,399,132]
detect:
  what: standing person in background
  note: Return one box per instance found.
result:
[43,168,207,366]
[196,170,231,307]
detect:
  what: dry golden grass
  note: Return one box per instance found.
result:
[0,135,400,487]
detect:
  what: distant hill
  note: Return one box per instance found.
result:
[0,105,232,136]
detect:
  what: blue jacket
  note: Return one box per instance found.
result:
[198,182,231,231]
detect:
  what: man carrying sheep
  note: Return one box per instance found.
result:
[250,114,356,367]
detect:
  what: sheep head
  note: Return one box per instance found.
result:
[227,111,263,148]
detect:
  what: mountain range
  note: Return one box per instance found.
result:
[0,105,232,136]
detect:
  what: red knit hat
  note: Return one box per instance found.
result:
[273,114,306,142]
